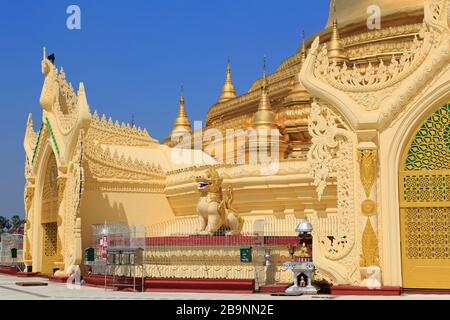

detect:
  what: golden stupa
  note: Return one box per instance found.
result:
[22,0,450,292]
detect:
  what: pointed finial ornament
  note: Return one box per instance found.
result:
[27,113,34,128]
[172,84,192,133]
[331,0,338,24]
[252,56,277,130]
[328,0,347,63]
[218,57,237,103]
[261,55,268,91]
[263,55,267,78]
[78,82,85,94]
[77,82,92,126]
[300,30,307,63]
[41,47,51,75]
[286,34,310,105]
[180,83,185,104]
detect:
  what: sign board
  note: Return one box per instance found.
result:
[240,246,252,263]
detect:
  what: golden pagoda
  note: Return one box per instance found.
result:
[327,1,347,63]
[217,59,237,103]
[165,85,193,147]
[22,0,450,293]
[252,57,277,130]
[172,85,192,134]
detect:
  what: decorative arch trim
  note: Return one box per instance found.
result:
[31,141,61,273]
[379,87,450,286]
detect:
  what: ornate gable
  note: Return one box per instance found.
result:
[300,0,450,131]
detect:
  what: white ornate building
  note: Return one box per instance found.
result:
[23,0,450,290]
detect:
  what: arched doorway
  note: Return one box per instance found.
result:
[40,152,59,274]
[399,103,450,289]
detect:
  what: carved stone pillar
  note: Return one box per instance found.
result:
[73,217,82,266]
[23,184,35,269]
[357,145,381,286]
[54,176,66,273]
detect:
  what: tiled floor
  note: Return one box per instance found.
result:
[0,274,449,300]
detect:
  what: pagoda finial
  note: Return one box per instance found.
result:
[77,82,91,114]
[330,0,338,25]
[171,84,192,133]
[179,83,186,115]
[41,47,51,75]
[328,0,347,64]
[261,55,268,91]
[218,57,237,103]
[252,56,277,130]
[333,0,337,22]
[300,30,307,63]
[263,55,267,78]
[27,113,33,128]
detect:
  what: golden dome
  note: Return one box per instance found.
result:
[326,0,424,27]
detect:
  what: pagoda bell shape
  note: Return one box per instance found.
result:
[217,59,237,103]
[327,0,348,64]
[168,85,193,148]
[248,57,289,162]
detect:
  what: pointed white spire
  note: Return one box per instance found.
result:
[77,82,92,128]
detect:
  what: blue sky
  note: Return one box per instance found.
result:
[0,0,330,217]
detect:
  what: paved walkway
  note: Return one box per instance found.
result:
[0,274,449,300]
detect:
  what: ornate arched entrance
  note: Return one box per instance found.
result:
[40,152,59,274]
[399,103,450,289]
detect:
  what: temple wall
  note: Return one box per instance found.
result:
[79,187,176,261]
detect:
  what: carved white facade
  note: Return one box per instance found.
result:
[301,0,450,287]
[22,0,450,289]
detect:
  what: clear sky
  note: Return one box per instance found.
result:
[0,0,330,217]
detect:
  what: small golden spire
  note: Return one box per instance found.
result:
[286,32,310,106]
[252,56,277,130]
[328,0,347,63]
[262,55,267,87]
[332,0,337,23]
[300,30,307,64]
[172,84,192,133]
[218,57,237,103]
[286,42,310,105]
